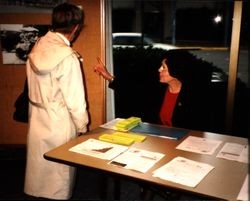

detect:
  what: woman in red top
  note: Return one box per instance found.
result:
[94,50,212,132]
[157,52,212,132]
[158,58,181,126]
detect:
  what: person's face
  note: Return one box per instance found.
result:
[158,59,176,83]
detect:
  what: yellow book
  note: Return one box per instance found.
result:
[115,117,142,131]
[99,134,135,146]
[112,132,146,142]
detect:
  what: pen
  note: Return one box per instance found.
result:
[147,133,176,140]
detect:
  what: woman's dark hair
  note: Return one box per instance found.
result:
[162,50,192,83]
[52,3,84,33]
[162,49,212,85]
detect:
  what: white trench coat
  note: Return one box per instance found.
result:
[24,31,89,200]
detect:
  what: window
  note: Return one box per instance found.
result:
[105,0,249,137]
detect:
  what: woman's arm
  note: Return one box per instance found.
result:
[94,57,114,81]
[94,57,116,89]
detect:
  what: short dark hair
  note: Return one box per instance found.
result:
[52,2,84,33]
[163,49,212,86]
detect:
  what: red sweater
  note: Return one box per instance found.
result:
[159,89,179,126]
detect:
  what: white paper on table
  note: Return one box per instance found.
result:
[153,156,214,187]
[109,147,165,173]
[216,143,249,163]
[238,145,249,163]
[176,136,222,155]
[69,138,128,160]
[99,118,125,131]
[237,174,249,201]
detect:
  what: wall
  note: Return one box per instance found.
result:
[0,0,105,144]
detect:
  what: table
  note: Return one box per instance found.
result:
[44,126,248,201]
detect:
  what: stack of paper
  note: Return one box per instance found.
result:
[176,136,222,155]
[216,143,249,163]
[69,138,129,160]
[153,156,214,187]
[112,132,146,142]
[99,132,146,146]
[115,117,142,131]
[99,133,135,146]
[109,147,165,173]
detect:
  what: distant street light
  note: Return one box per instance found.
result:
[214,15,222,23]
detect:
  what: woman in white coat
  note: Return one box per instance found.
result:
[24,3,89,200]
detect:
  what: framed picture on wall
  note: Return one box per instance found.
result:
[0,24,49,64]
[0,0,66,13]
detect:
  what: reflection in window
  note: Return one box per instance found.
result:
[110,0,249,137]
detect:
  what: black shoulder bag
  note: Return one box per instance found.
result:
[13,79,29,123]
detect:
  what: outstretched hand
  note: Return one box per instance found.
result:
[94,57,114,81]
